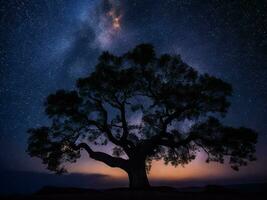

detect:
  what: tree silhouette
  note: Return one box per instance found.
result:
[27,44,257,189]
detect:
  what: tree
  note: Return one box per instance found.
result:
[27,44,257,189]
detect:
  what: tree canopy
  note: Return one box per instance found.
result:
[27,44,257,188]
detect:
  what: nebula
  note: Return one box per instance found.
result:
[95,0,123,49]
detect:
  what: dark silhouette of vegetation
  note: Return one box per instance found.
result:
[27,44,257,189]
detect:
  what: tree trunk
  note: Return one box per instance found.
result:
[127,160,150,189]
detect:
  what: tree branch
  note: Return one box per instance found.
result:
[89,97,134,155]
[75,142,129,170]
[120,104,129,140]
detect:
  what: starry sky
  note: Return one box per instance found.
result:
[1,0,267,190]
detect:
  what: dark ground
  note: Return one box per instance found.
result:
[1,184,267,200]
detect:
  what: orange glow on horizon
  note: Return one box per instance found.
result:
[67,151,243,181]
[66,148,265,183]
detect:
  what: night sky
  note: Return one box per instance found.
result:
[1,0,267,193]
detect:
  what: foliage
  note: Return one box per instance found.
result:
[27,44,257,175]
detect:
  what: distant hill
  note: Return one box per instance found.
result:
[1,184,267,200]
[177,183,267,193]
[1,170,267,198]
[35,183,267,194]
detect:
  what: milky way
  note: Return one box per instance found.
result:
[0,0,267,185]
